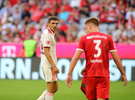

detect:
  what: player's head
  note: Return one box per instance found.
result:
[85,17,99,33]
[48,16,59,32]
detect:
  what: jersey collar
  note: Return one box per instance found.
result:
[47,27,55,36]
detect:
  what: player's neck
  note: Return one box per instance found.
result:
[48,27,54,33]
[88,29,99,33]
[50,29,54,33]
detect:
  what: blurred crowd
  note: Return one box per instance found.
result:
[0,0,135,44]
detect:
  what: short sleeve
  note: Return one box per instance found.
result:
[76,36,84,51]
[41,33,51,48]
[109,36,117,52]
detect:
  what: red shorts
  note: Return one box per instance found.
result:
[82,73,86,84]
[86,77,110,100]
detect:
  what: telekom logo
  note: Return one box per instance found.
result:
[2,46,16,57]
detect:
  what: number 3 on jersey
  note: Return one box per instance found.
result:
[94,40,101,58]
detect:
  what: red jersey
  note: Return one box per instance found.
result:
[29,28,37,35]
[9,0,17,6]
[63,5,72,12]
[99,12,107,23]
[77,32,116,78]
[107,11,117,22]
[19,31,26,40]
[31,10,44,22]
[59,24,68,32]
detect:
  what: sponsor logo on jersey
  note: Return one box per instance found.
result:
[46,40,50,44]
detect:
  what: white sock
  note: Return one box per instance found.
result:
[45,92,54,100]
[37,89,47,100]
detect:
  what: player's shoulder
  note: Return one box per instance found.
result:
[42,28,51,36]
[99,32,112,39]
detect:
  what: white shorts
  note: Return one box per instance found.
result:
[41,67,57,82]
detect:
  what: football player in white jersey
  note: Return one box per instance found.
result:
[37,16,59,100]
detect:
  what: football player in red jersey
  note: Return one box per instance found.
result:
[66,17,127,100]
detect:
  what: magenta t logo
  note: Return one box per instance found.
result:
[2,46,16,57]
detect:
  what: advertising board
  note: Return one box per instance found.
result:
[0,58,135,81]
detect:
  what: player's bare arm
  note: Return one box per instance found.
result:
[66,50,83,88]
[110,51,127,86]
[44,47,59,73]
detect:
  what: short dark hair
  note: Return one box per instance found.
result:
[85,17,99,26]
[48,16,59,23]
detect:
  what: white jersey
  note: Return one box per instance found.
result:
[40,27,57,67]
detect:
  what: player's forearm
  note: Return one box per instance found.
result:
[44,52,56,68]
[111,52,126,76]
[67,57,79,75]
[114,58,125,75]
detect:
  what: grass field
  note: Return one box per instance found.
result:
[0,79,135,100]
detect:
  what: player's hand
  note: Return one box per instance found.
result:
[65,74,72,88]
[121,75,127,86]
[81,68,86,75]
[53,67,59,74]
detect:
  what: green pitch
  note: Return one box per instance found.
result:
[0,79,135,100]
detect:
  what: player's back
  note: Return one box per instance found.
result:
[80,32,116,77]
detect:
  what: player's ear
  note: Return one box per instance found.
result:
[89,24,92,29]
